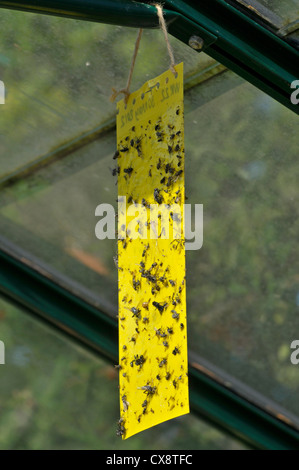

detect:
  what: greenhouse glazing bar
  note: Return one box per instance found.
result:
[0,0,298,113]
[0,245,299,450]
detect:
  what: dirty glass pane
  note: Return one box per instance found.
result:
[185,70,299,424]
[0,296,248,450]
[0,65,230,311]
[0,131,118,311]
[230,0,299,27]
[0,67,299,427]
[0,8,215,180]
[257,0,299,25]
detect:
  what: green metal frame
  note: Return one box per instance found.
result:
[0,0,299,450]
[1,245,299,450]
[0,0,298,113]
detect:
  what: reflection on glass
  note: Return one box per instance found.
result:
[257,0,299,25]
[0,297,247,450]
[0,8,215,179]
[185,71,299,419]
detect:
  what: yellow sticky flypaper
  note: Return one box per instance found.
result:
[116,63,189,439]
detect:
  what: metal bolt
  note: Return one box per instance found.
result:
[188,35,204,50]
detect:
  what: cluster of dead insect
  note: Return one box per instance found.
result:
[116,114,188,430]
[152,301,167,314]
[138,261,172,296]
[140,385,157,395]
[130,306,141,318]
[142,243,149,257]
[153,121,184,193]
[171,310,179,320]
[111,165,120,176]
[120,237,133,250]
[130,354,146,370]
[155,327,167,338]
[117,417,126,437]
[154,188,163,204]
[138,383,156,422]
[124,167,133,176]
[139,261,158,283]
[112,132,143,183]
[158,358,167,368]
[142,399,148,414]
[122,394,129,412]
[132,274,140,291]
[130,136,142,156]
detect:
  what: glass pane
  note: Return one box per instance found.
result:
[0,296,248,450]
[0,131,118,310]
[1,67,298,426]
[257,0,299,25]
[230,0,299,27]
[184,71,299,423]
[0,8,215,180]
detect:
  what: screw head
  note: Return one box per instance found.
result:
[188,35,204,50]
